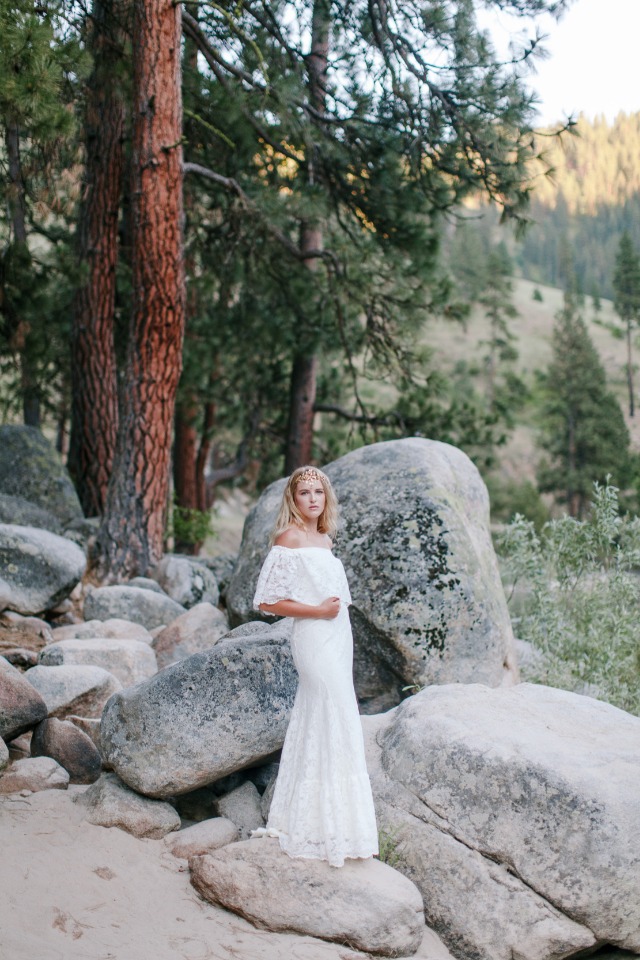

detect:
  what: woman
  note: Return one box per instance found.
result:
[252,465,379,868]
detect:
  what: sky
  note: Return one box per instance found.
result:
[482,0,640,126]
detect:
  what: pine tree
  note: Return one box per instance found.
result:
[68,0,127,516]
[537,300,631,517]
[0,0,80,426]
[96,0,185,578]
[612,232,640,417]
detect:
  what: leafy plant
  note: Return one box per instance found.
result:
[498,480,640,715]
[168,501,216,551]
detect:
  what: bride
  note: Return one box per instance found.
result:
[252,465,379,868]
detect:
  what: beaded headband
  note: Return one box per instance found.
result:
[294,468,324,485]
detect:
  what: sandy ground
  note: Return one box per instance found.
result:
[0,786,452,960]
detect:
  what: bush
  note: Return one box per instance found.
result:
[532,287,543,302]
[497,480,640,715]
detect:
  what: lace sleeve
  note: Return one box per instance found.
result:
[253,547,302,609]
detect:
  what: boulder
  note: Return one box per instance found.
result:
[51,618,153,644]
[0,755,69,794]
[214,780,264,839]
[227,439,518,711]
[31,717,102,784]
[190,839,425,957]
[128,576,168,595]
[364,683,640,960]
[0,493,63,534]
[166,818,239,859]
[152,602,228,670]
[151,555,219,609]
[1,647,38,669]
[67,716,105,761]
[7,732,31,760]
[0,737,7,771]
[0,655,48,740]
[0,524,86,616]
[75,772,180,839]
[101,620,297,798]
[199,553,236,604]
[83,585,185,631]
[0,425,82,526]
[62,516,100,550]
[24,664,121,719]
[39,638,158,688]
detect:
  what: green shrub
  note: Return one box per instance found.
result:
[497,480,640,715]
[532,287,543,302]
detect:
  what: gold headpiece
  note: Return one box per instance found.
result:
[295,468,323,485]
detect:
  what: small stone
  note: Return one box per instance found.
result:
[166,818,239,859]
[75,772,180,839]
[152,602,228,670]
[0,656,48,741]
[38,638,157,688]
[31,718,102,784]
[0,524,86,616]
[214,781,264,840]
[24,664,121,719]
[151,556,219,609]
[0,756,69,793]
[83,586,185,631]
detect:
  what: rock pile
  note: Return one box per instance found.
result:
[2,432,639,960]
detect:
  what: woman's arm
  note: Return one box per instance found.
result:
[259,597,340,620]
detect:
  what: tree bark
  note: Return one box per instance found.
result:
[96,0,186,578]
[5,123,40,428]
[68,0,126,516]
[626,321,635,418]
[284,0,329,473]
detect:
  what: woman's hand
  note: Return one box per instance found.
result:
[316,597,341,620]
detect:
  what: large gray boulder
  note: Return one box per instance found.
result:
[39,638,158,687]
[0,525,86,615]
[0,655,48,740]
[0,426,83,526]
[190,838,426,957]
[151,555,219,609]
[227,439,517,710]
[24,664,121,719]
[101,620,297,798]
[83,585,185,631]
[364,683,640,960]
[152,602,228,670]
[0,737,8,771]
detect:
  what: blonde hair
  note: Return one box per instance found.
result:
[271,466,339,542]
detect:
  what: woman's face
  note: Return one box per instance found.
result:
[294,479,326,523]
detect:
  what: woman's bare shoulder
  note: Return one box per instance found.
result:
[273,526,306,549]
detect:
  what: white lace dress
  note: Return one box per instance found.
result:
[252,545,379,868]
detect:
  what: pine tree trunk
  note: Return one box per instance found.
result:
[68,0,125,516]
[626,321,635,417]
[5,123,40,428]
[96,0,185,579]
[285,351,318,473]
[284,0,328,473]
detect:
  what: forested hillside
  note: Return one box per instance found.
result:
[517,112,640,299]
